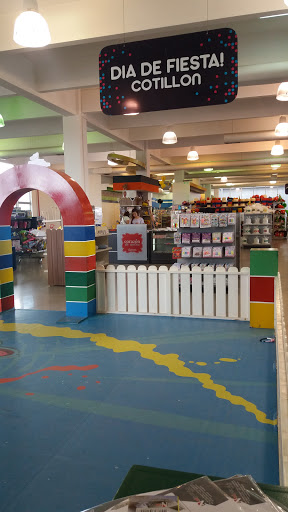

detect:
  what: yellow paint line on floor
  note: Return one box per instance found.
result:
[0,320,277,426]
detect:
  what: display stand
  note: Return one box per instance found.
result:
[171,212,239,268]
[242,212,272,248]
[273,206,287,239]
[151,229,175,264]
[95,227,111,265]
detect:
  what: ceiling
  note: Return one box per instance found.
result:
[0,0,288,191]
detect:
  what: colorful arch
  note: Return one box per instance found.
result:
[0,165,96,317]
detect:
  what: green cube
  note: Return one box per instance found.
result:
[250,249,278,277]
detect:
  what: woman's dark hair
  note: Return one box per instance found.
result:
[132,208,138,215]
[123,211,130,217]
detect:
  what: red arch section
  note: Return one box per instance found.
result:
[0,165,94,225]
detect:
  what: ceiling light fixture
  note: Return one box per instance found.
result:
[226,182,233,186]
[162,130,177,144]
[0,115,5,128]
[13,0,51,48]
[236,188,240,191]
[204,167,213,171]
[270,186,274,189]
[187,146,199,161]
[221,176,228,182]
[270,180,277,184]
[154,172,174,176]
[276,82,288,101]
[62,142,64,151]
[271,141,284,156]
[260,13,288,19]
[108,159,118,166]
[271,164,281,170]
[275,116,288,136]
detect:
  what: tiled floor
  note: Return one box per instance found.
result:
[0,311,278,512]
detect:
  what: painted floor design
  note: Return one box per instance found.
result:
[0,310,278,512]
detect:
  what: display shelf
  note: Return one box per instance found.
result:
[171,211,239,267]
[243,223,272,226]
[96,247,112,253]
[242,211,273,248]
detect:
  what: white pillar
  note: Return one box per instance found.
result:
[173,170,190,204]
[63,115,89,193]
[205,184,212,198]
[88,172,102,208]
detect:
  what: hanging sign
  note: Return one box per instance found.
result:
[99,28,238,115]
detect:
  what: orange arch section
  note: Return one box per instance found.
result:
[0,165,96,318]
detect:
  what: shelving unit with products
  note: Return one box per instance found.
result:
[151,229,175,264]
[171,211,239,268]
[154,209,171,229]
[241,212,273,248]
[119,204,154,228]
[95,227,112,265]
[273,200,287,239]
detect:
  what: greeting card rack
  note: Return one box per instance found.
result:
[171,211,240,268]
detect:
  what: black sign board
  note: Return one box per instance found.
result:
[99,28,238,115]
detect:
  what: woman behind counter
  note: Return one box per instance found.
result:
[131,208,145,224]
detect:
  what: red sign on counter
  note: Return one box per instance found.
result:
[122,232,143,253]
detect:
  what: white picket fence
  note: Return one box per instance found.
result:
[95,265,250,320]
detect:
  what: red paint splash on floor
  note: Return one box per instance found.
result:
[41,376,49,379]
[25,393,34,396]
[82,375,88,378]
[96,381,101,384]
[0,365,99,384]
[77,386,86,390]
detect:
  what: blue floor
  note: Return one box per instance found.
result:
[0,310,278,512]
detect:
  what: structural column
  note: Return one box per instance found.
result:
[64,226,96,318]
[63,115,89,193]
[250,248,278,328]
[173,170,190,204]
[0,226,14,312]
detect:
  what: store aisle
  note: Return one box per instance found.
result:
[14,258,66,311]
[0,311,278,512]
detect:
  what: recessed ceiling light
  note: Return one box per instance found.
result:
[123,112,139,116]
[270,180,277,184]
[155,172,174,176]
[260,13,288,19]
[213,176,220,179]
[108,159,118,166]
[271,164,281,170]
[204,167,213,172]
[221,176,228,182]
[270,186,274,189]
[226,182,233,186]
[236,188,240,191]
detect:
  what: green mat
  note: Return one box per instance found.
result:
[114,465,288,509]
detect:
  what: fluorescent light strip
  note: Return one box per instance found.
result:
[260,13,288,19]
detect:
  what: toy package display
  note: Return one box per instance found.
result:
[193,246,203,258]
[225,246,235,257]
[203,247,212,258]
[182,246,192,258]
[191,232,201,243]
[211,214,219,227]
[172,247,182,259]
[171,213,179,229]
[202,232,212,244]
[180,213,191,227]
[222,231,234,243]
[228,213,236,225]
[212,232,221,243]
[182,232,191,244]
[174,232,182,244]
[213,246,223,258]
[200,213,211,228]
[190,213,200,227]
[219,213,228,227]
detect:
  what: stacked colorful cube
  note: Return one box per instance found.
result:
[64,226,96,317]
[0,226,14,312]
[250,248,278,328]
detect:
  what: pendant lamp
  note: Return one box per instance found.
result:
[13,0,51,48]
[276,82,288,101]
[271,141,284,156]
[162,130,177,144]
[275,116,288,136]
[187,146,199,161]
